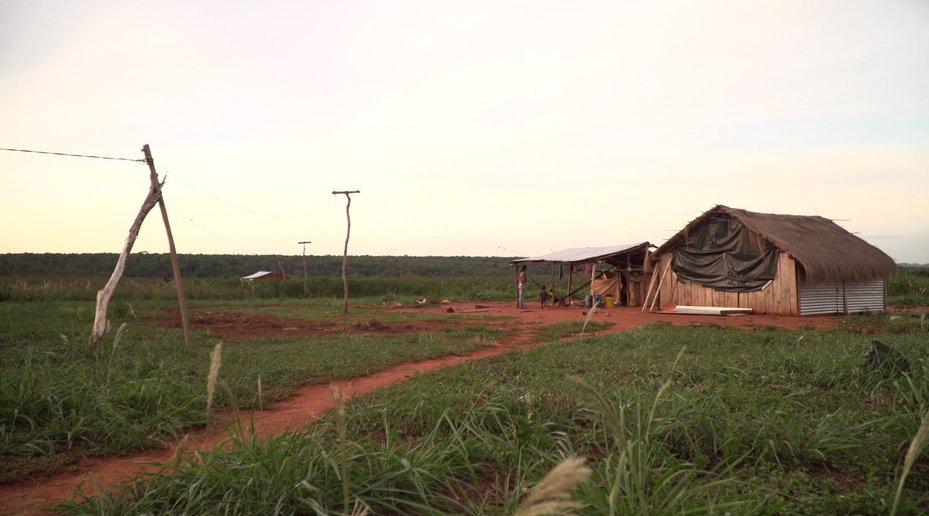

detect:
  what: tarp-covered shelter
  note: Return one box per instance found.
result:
[650,206,897,315]
[511,242,653,306]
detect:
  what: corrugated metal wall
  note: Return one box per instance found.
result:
[799,278,886,315]
[799,282,844,315]
[845,278,886,313]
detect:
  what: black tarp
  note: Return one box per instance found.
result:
[671,217,778,292]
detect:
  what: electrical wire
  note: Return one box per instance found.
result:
[169,205,244,251]
[0,147,144,163]
[168,171,311,219]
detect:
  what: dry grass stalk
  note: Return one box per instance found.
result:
[515,456,591,516]
[168,434,191,471]
[580,304,598,335]
[206,342,223,412]
[332,386,350,514]
[113,322,129,350]
[349,499,371,516]
[892,409,929,515]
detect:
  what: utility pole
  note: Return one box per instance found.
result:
[332,190,360,315]
[89,144,191,348]
[298,240,311,298]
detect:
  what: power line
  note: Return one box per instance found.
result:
[0,146,145,163]
[169,171,309,218]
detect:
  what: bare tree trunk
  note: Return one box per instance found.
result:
[89,182,163,348]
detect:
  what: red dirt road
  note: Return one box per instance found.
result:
[0,302,836,515]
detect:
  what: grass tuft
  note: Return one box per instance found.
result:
[515,456,591,515]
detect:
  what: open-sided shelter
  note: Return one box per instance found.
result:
[650,206,897,315]
[511,242,653,306]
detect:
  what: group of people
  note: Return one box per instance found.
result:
[515,266,556,309]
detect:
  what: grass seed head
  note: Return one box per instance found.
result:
[206,341,223,412]
[516,456,591,516]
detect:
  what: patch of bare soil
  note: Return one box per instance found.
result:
[142,308,459,340]
[0,302,837,515]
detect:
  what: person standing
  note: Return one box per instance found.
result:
[517,266,527,309]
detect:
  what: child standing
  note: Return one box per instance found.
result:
[539,284,550,309]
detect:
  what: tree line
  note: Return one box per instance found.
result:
[0,253,518,279]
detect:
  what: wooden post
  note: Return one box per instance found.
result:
[649,260,672,312]
[550,265,556,305]
[88,180,163,348]
[642,256,662,312]
[333,190,360,315]
[299,241,311,298]
[566,265,574,305]
[143,145,191,345]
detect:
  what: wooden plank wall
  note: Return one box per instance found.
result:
[656,252,799,315]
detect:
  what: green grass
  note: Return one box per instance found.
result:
[888,266,929,306]
[0,300,502,482]
[0,274,516,303]
[67,323,929,514]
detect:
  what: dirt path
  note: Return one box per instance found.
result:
[0,302,835,515]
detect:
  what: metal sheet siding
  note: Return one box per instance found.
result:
[845,278,886,313]
[800,278,886,315]
[799,282,843,315]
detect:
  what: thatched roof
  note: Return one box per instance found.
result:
[655,205,897,283]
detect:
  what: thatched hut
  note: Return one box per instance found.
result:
[650,206,897,315]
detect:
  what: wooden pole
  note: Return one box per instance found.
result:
[649,260,672,312]
[333,190,360,315]
[566,265,574,305]
[299,241,311,298]
[142,144,191,345]
[642,257,661,312]
[89,180,163,348]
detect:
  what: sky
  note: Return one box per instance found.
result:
[2,0,928,263]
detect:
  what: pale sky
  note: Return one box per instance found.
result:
[2,0,928,262]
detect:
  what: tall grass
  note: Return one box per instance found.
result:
[888,266,929,306]
[0,301,499,482]
[68,324,929,513]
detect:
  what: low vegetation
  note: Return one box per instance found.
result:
[889,265,929,306]
[0,300,499,482]
[2,261,928,513]
[60,320,929,514]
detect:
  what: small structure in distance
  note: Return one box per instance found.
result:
[241,271,286,281]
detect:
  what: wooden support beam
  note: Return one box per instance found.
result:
[89,179,163,348]
[143,145,191,345]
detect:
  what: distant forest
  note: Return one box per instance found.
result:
[0,253,518,278]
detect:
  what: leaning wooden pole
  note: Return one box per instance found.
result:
[89,179,163,348]
[143,144,191,345]
[333,190,360,315]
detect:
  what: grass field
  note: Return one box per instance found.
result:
[2,270,929,514]
[0,299,501,483]
[62,322,929,514]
